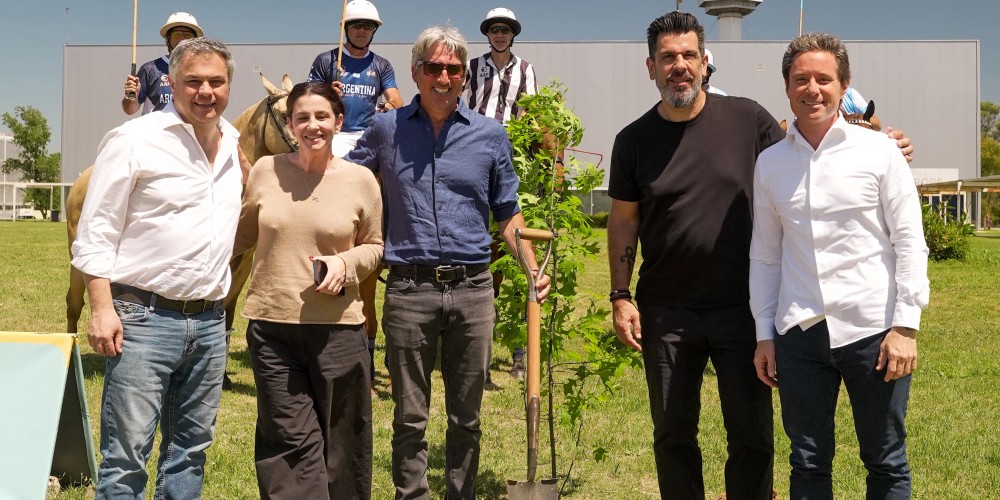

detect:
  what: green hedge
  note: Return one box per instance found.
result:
[923,204,974,261]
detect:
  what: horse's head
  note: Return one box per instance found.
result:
[259,73,298,155]
[843,99,881,131]
[233,73,299,164]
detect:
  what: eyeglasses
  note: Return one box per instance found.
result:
[349,21,377,31]
[488,26,512,35]
[417,61,465,79]
[168,29,196,39]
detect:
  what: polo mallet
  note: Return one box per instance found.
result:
[507,227,559,500]
[126,0,138,100]
[334,0,348,82]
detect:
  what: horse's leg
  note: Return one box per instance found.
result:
[222,245,256,390]
[65,167,91,334]
[66,266,85,334]
[360,265,381,390]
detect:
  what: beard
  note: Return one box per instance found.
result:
[658,70,703,109]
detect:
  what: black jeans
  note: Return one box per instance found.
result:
[639,303,774,500]
[247,320,372,500]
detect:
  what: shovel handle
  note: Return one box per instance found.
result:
[516,228,553,242]
[525,300,541,481]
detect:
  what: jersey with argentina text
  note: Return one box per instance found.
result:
[136,56,172,115]
[307,49,398,133]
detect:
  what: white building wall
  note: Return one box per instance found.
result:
[63,40,979,188]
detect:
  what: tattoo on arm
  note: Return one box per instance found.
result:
[620,246,636,275]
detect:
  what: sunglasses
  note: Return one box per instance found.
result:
[418,61,465,79]
[349,21,377,31]
[488,26,512,35]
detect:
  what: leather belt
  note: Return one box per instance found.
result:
[110,283,223,315]
[388,264,490,283]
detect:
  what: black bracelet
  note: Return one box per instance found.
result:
[609,289,632,302]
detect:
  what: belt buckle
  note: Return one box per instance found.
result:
[434,265,460,282]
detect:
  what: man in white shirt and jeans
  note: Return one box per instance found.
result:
[749,32,929,500]
[72,38,243,499]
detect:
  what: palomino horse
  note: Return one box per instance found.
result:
[65,73,297,335]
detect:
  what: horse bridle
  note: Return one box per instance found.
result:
[265,92,298,152]
[844,113,877,130]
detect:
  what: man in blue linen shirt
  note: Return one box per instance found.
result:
[346,24,549,499]
[750,33,929,499]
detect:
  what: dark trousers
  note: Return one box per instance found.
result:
[775,323,912,500]
[639,303,774,500]
[382,269,495,500]
[247,320,372,500]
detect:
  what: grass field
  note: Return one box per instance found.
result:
[1,220,998,498]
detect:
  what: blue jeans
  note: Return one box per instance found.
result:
[382,269,495,500]
[95,300,227,500]
[775,322,911,500]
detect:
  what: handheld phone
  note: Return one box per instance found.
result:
[312,259,345,295]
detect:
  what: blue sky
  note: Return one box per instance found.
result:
[1,0,996,151]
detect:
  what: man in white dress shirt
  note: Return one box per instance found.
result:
[749,33,929,500]
[72,38,243,499]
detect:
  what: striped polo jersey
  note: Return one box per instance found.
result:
[464,52,537,124]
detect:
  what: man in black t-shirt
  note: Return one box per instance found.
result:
[608,12,913,500]
[608,13,782,500]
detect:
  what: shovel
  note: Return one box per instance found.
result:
[507,227,559,500]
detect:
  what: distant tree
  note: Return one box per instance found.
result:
[982,101,1000,142]
[983,135,1000,177]
[982,133,1000,227]
[2,106,61,217]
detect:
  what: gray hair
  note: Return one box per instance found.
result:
[411,25,468,67]
[168,38,236,82]
[781,32,850,88]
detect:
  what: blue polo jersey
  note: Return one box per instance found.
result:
[136,56,172,115]
[307,49,398,133]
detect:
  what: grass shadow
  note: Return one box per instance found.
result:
[80,352,105,379]
[425,442,511,498]
[229,345,253,370]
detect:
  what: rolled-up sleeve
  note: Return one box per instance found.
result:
[70,129,138,278]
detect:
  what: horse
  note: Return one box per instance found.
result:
[64,73,297,335]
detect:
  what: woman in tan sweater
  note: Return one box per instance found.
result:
[233,81,383,500]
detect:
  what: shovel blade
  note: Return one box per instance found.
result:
[506,478,559,500]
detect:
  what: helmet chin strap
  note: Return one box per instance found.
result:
[348,40,370,51]
[489,38,513,54]
[345,24,377,52]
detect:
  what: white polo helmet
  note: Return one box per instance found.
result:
[345,0,383,26]
[159,12,203,38]
[705,48,717,74]
[481,7,521,36]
